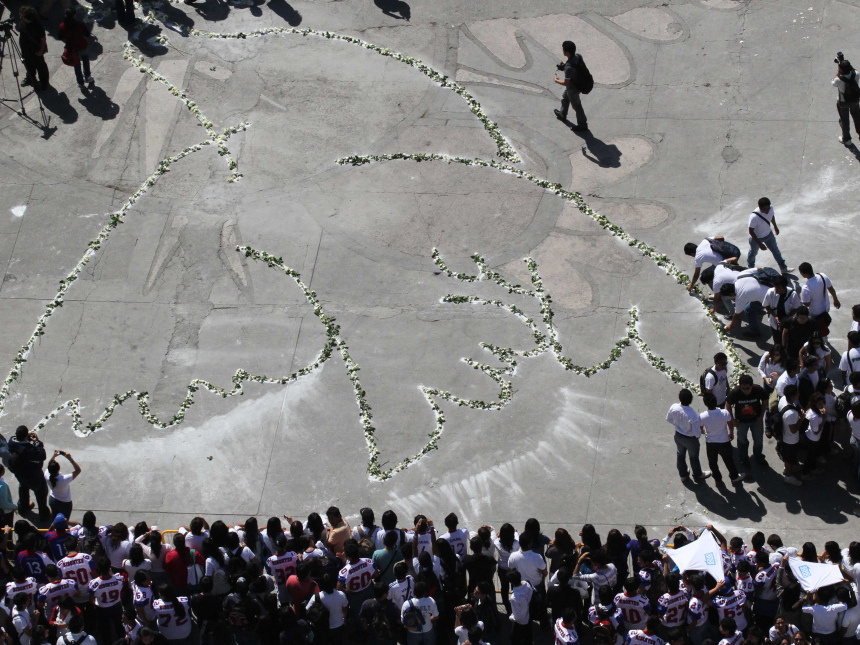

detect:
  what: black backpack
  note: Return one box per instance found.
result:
[700,368,718,397]
[306,592,330,632]
[575,56,594,94]
[738,267,781,288]
[371,603,396,642]
[707,238,741,261]
[592,619,615,645]
[771,402,807,441]
[844,73,860,102]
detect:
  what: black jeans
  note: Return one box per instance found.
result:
[115,0,135,22]
[22,54,49,87]
[559,89,587,126]
[706,441,739,482]
[16,472,49,514]
[838,100,860,140]
[510,622,532,645]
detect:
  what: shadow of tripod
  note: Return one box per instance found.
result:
[0,19,52,132]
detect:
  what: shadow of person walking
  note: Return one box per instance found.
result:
[267,0,301,26]
[575,130,622,169]
[373,0,409,20]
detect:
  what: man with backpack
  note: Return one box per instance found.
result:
[746,197,790,275]
[833,58,860,144]
[400,580,438,645]
[359,583,399,645]
[553,40,590,132]
[763,275,800,345]
[840,331,860,386]
[774,384,804,486]
[683,238,740,292]
[700,354,729,409]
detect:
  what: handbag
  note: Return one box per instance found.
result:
[815,274,832,336]
[61,46,79,67]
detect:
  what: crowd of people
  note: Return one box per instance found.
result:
[0,511,854,645]
[677,197,860,487]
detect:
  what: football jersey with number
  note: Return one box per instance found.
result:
[440,529,470,560]
[712,590,747,631]
[6,578,38,617]
[625,630,666,645]
[152,598,192,640]
[57,553,96,603]
[554,618,579,645]
[657,590,688,627]
[16,551,52,583]
[735,575,754,600]
[266,552,299,588]
[687,597,708,627]
[719,630,744,645]
[133,582,156,621]
[338,558,375,594]
[87,574,124,607]
[37,579,77,615]
[614,593,651,630]
[753,564,779,601]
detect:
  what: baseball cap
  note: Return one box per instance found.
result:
[53,513,67,529]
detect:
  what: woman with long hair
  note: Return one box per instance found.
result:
[260,517,283,558]
[44,450,80,519]
[603,528,631,591]
[105,523,131,571]
[153,584,193,645]
[136,529,173,589]
[758,345,786,393]
[121,543,151,582]
[492,523,518,616]
[521,518,550,556]
[238,517,264,560]
[545,529,575,574]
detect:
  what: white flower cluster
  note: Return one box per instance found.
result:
[122,42,249,181]
[339,152,748,387]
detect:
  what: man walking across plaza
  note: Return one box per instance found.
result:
[553,41,588,132]
[747,198,791,274]
[726,375,769,472]
[833,58,860,145]
[666,388,711,482]
[799,262,840,340]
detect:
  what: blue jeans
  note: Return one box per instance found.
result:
[736,419,764,464]
[851,436,860,488]
[744,300,764,334]
[406,631,436,645]
[747,232,787,272]
[675,433,704,478]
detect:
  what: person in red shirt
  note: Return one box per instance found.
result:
[285,562,318,612]
[163,534,204,596]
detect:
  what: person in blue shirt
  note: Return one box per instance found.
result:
[0,465,19,528]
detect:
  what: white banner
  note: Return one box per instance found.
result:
[787,557,844,591]
[664,529,725,581]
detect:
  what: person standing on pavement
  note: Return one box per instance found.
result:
[799,263,840,340]
[747,198,791,275]
[700,393,745,485]
[666,388,711,483]
[0,465,17,528]
[726,375,769,472]
[45,451,81,520]
[8,426,49,520]
[18,7,49,92]
[553,41,588,132]
[762,276,800,346]
[833,57,860,145]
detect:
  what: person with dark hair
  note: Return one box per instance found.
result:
[615,576,650,631]
[685,238,740,292]
[799,263,840,339]
[840,331,860,386]
[58,612,97,645]
[237,517,264,561]
[122,543,151,583]
[324,507,351,558]
[833,57,860,144]
[17,7,48,91]
[718,616,743,645]
[286,561,319,614]
[782,308,818,362]
[360,582,400,645]
[545,529,575,574]
[58,7,93,87]
[508,534,548,628]
[16,532,52,583]
[666,388,710,482]
[701,392,744,484]
[801,586,846,644]
[657,573,686,635]
[627,615,665,645]
[763,276,800,346]
[553,607,579,645]
[720,269,770,338]
[400,580,437,645]
[508,570,533,645]
[440,513,469,561]
[136,529,172,590]
[189,576,222,645]
[163,533,205,595]
[571,550,616,606]
[372,530,404,587]
[37,562,78,619]
[223,577,262,644]
[493,523,518,615]
[8,425,49,519]
[727,374,769,471]
[88,557,125,644]
[746,197,790,274]
[553,40,588,131]
[702,354,730,408]
[306,573,348,644]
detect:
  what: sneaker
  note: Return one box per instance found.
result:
[21,77,34,87]
[731,473,746,484]
[784,475,802,486]
[553,109,566,121]
[680,475,690,482]
[695,470,712,480]
[840,135,852,144]
[781,266,794,274]
[85,75,94,84]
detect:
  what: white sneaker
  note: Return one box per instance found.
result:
[840,135,853,144]
[695,470,712,480]
[782,266,794,274]
[784,475,802,486]
[731,473,746,484]
[85,75,94,84]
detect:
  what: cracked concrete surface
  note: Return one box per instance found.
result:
[0,0,858,543]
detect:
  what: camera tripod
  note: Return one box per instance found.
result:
[0,21,50,130]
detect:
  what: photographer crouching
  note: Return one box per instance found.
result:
[8,425,49,520]
[833,52,860,145]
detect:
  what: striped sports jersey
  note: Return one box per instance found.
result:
[687,596,708,627]
[6,578,38,617]
[87,574,124,607]
[735,575,754,599]
[133,582,156,621]
[588,604,624,645]
[753,564,779,601]
[57,554,96,602]
[152,598,192,640]
[719,630,744,645]
[711,590,747,631]
[614,592,651,630]
[625,630,665,645]
[657,590,687,627]
[554,619,579,645]
[338,558,375,594]
[266,552,299,587]
[37,579,77,615]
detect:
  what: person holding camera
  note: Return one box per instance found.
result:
[833,53,860,145]
[45,450,81,519]
[553,40,588,132]
[8,425,49,520]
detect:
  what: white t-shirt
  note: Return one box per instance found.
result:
[45,471,73,503]
[758,354,785,382]
[508,549,547,587]
[800,274,833,316]
[440,528,470,560]
[805,409,824,442]
[352,525,384,547]
[13,607,30,645]
[748,208,775,239]
[493,537,519,570]
[704,368,728,405]
[178,529,208,553]
[775,371,798,397]
[666,403,702,438]
[853,321,860,333]
[762,288,800,329]
[849,411,860,441]
[700,409,732,443]
[412,556,443,580]
[306,590,348,629]
[778,396,802,445]
[455,620,485,644]
[401,597,438,633]
[695,240,724,268]
[733,270,770,311]
[801,603,847,634]
[152,597,192,640]
[713,264,739,295]
[840,348,860,375]
[802,342,831,361]
[388,576,414,608]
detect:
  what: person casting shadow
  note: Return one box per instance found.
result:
[78,85,119,119]
[267,0,300,25]
[373,0,409,20]
[577,131,622,168]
